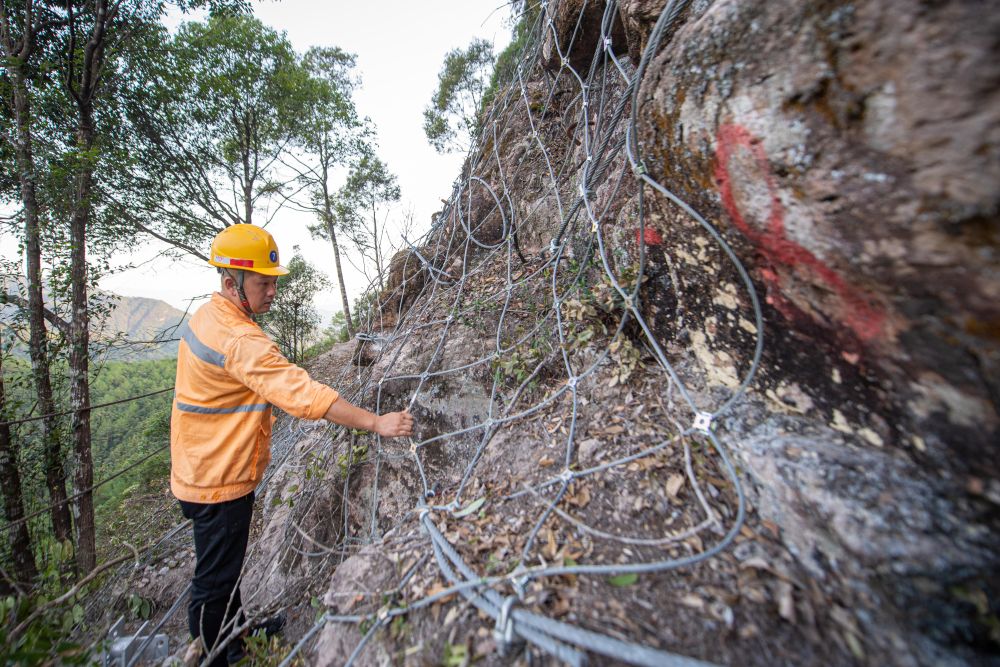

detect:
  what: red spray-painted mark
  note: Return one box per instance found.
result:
[714,124,884,342]
[636,227,664,246]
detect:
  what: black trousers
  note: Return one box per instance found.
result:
[179,492,254,667]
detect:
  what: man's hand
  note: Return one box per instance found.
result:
[373,410,414,438]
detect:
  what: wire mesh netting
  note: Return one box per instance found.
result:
[87,1,768,665]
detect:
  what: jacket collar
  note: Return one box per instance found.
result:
[212,291,254,323]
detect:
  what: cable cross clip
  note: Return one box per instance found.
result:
[693,412,713,433]
[633,162,648,176]
[493,596,523,657]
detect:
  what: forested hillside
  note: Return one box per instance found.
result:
[1,0,374,658]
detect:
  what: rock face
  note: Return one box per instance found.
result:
[637,0,1000,471]
[629,1,1000,658]
[249,1,998,665]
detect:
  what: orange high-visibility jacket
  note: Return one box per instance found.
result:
[170,293,339,503]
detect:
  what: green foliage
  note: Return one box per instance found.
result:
[236,632,300,667]
[423,39,495,154]
[441,641,469,667]
[0,539,93,665]
[350,290,381,331]
[337,444,369,478]
[608,573,639,587]
[0,593,88,666]
[482,2,542,115]
[125,12,316,249]
[127,594,152,620]
[491,334,551,389]
[388,613,408,640]
[302,311,351,361]
[338,150,401,289]
[0,356,174,565]
[258,252,330,363]
[559,261,648,385]
[172,14,310,167]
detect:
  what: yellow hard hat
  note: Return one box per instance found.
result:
[208,224,289,276]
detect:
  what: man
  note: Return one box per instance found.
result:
[171,224,413,665]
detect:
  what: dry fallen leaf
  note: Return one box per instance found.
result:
[739,557,771,571]
[666,474,685,498]
[742,586,768,605]
[680,593,705,610]
[539,456,555,467]
[565,483,591,508]
[426,583,456,605]
[342,593,364,612]
[551,593,572,617]
[544,528,558,560]
[777,581,796,623]
[443,605,461,627]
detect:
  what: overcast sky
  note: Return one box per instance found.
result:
[94,0,515,315]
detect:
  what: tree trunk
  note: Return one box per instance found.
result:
[68,107,96,574]
[326,219,354,338]
[7,52,74,547]
[0,355,39,589]
[63,0,113,575]
[371,202,383,291]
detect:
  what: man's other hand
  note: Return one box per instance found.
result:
[374,410,414,438]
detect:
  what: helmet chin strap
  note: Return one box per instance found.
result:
[225,268,255,317]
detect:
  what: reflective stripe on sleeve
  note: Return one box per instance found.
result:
[175,401,269,414]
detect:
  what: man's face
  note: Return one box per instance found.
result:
[224,271,279,314]
[243,272,279,313]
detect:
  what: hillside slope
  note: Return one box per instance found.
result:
[90,1,998,665]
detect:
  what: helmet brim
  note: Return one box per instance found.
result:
[254,265,290,276]
[207,259,289,276]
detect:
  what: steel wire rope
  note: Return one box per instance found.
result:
[0,386,173,427]
[0,439,172,534]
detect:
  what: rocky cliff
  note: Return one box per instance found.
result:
[142,1,999,665]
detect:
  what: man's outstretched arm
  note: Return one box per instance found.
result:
[324,398,414,438]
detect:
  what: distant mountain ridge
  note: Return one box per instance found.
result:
[1,281,189,360]
[96,293,189,360]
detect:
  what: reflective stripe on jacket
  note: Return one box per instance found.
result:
[170,293,339,503]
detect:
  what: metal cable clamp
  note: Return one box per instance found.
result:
[493,596,524,657]
[693,411,713,433]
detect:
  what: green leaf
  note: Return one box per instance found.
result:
[443,642,468,667]
[608,573,638,587]
[453,497,486,518]
[72,604,85,624]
